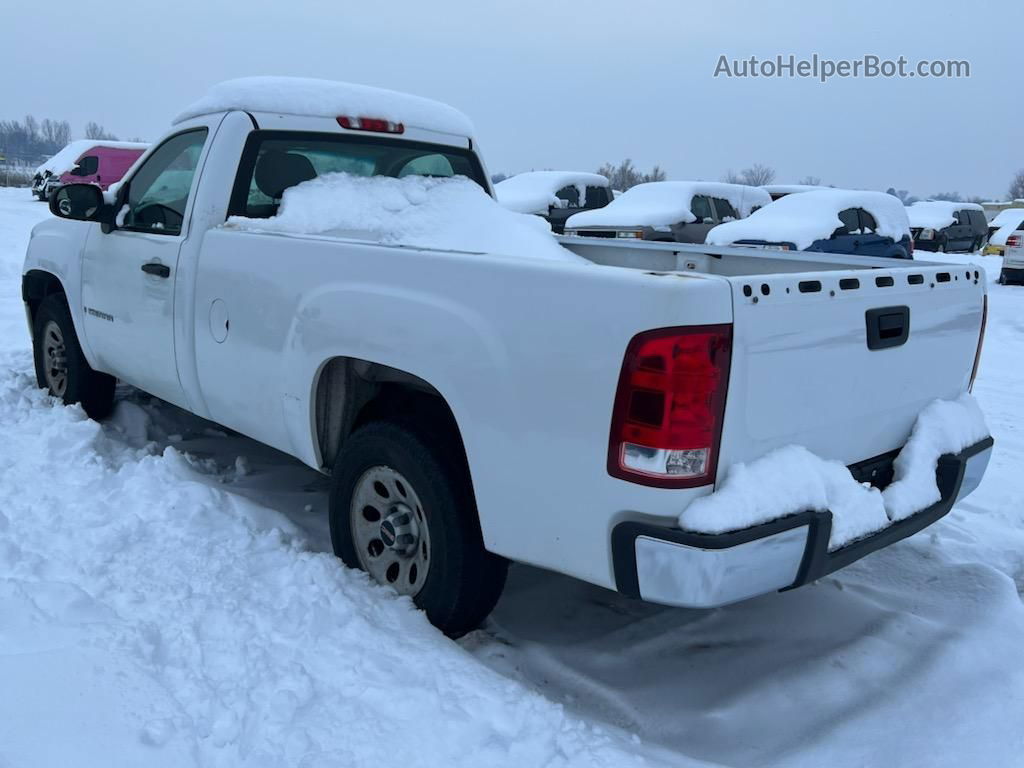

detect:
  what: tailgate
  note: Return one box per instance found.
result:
[716,264,985,477]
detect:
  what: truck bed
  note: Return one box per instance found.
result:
[558,236,939,276]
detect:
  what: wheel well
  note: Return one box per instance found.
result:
[22,270,66,327]
[314,357,470,477]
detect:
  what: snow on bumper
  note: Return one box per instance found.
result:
[612,437,993,609]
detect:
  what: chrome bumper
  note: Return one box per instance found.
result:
[612,437,994,609]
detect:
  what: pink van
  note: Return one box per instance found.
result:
[57,143,148,192]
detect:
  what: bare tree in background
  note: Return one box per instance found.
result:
[41,119,71,149]
[85,122,118,140]
[721,164,776,186]
[739,163,775,186]
[595,159,666,191]
[1009,170,1024,200]
[799,176,822,186]
[886,187,918,206]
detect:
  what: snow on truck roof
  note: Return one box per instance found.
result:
[706,189,910,250]
[564,181,771,229]
[174,76,475,137]
[34,139,149,176]
[494,171,610,214]
[906,200,984,230]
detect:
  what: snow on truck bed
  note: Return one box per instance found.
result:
[225,172,584,263]
[174,76,475,137]
[34,139,149,177]
[707,188,910,250]
[565,181,771,229]
[906,200,984,230]
[494,171,609,214]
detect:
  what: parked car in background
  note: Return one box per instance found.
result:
[563,181,770,242]
[31,140,148,201]
[494,171,612,233]
[761,183,829,201]
[906,201,988,253]
[999,232,1024,284]
[708,189,914,259]
[984,208,1024,257]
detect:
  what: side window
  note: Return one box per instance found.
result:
[858,209,878,233]
[691,195,713,222]
[121,130,207,236]
[584,186,611,209]
[554,185,580,208]
[834,208,860,237]
[953,211,966,226]
[71,155,99,176]
[712,197,738,221]
[970,211,986,228]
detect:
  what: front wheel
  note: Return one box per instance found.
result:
[329,421,507,637]
[32,294,116,419]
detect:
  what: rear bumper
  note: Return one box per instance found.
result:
[1002,266,1024,282]
[612,437,993,608]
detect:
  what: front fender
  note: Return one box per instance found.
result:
[22,219,95,363]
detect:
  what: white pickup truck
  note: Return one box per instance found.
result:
[22,78,992,636]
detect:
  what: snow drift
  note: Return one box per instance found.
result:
[175,76,474,137]
[565,181,771,229]
[679,394,989,549]
[707,189,911,250]
[494,171,610,214]
[225,172,584,263]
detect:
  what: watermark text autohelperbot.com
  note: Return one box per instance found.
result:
[713,54,970,84]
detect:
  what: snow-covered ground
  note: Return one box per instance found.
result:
[1,186,1023,767]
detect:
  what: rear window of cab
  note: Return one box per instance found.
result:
[228,130,488,219]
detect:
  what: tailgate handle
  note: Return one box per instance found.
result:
[865,306,910,350]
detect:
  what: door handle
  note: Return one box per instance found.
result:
[141,262,170,278]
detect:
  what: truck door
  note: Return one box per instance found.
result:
[80,129,209,409]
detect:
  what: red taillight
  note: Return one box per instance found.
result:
[608,325,732,488]
[336,116,405,134]
[1007,234,1022,248]
[969,295,987,392]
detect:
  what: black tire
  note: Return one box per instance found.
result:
[32,293,116,419]
[329,420,507,637]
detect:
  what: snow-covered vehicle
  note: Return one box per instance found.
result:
[494,171,612,234]
[31,140,148,201]
[22,77,993,636]
[984,207,1024,257]
[563,181,771,242]
[708,189,914,259]
[907,201,988,254]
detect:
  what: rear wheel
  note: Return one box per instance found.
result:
[329,421,507,637]
[32,294,115,419]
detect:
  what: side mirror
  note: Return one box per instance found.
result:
[49,184,110,223]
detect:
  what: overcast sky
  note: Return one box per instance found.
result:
[3,0,1021,199]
